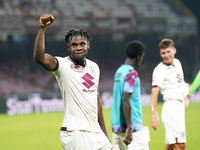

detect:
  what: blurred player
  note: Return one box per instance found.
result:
[111,41,150,150]
[190,70,200,96]
[33,13,112,150]
[150,38,191,150]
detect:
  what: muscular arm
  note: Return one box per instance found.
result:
[150,86,160,130]
[97,92,111,142]
[33,14,57,71]
[123,92,132,145]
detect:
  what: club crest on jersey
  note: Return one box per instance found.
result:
[153,75,156,81]
[70,64,84,72]
[89,66,96,76]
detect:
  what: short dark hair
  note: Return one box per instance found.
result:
[125,40,145,59]
[64,27,91,44]
[159,38,175,49]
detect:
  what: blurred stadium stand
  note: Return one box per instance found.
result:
[0,0,199,99]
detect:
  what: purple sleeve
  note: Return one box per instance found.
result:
[123,70,138,93]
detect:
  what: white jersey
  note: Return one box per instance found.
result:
[52,56,101,132]
[152,58,189,101]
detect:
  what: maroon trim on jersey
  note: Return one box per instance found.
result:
[152,85,158,88]
[176,137,178,143]
[69,55,86,67]
[54,57,59,71]
[60,127,67,131]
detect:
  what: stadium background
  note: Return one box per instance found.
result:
[0,0,199,112]
[0,0,200,150]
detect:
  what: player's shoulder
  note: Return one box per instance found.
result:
[174,58,179,62]
[86,58,96,64]
[55,56,68,61]
[115,65,132,74]
[86,58,99,67]
[154,61,165,70]
[174,58,181,65]
[127,69,138,77]
[152,62,168,75]
[55,56,70,64]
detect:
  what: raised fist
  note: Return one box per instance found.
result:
[39,14,55,28]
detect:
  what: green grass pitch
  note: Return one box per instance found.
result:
[0,102,200,150]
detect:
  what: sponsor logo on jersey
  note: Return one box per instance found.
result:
[82,73,95,89]
[176,74,182,83]
[70,64,84,72]
[83,89,95,93]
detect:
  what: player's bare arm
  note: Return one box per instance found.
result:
[150,86,160,130]
[123,92,132,145]
[184,82,191,108]
[33,14,57,71]
[97,92,111,142]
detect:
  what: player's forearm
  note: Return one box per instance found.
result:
[150,87,159,114]
[97,102,106,131]
[33,27,46,64]
[123,99,132,129]
[97,107,111,141]
[151,97,157,114]
[97,95,110,140]
[98,116,109,137]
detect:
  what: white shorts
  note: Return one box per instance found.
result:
[161,100,186,144]
[60,129,112,150]
[112,126,150,150]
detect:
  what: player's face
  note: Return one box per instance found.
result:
[160,47,176,65]
[136,53,144,67]
[68,35,90,63]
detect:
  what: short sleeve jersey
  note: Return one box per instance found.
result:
[111,65,143,132]
[152,58,189,101]
[52,56,101,132]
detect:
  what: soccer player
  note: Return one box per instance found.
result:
[190,70,200,96]
[33,14,112,150]
[150,38,191,150]
[184,70,200,108]
[111,41,150,150]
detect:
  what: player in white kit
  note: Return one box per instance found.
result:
[33,14,112,150]
[150,38,190,150]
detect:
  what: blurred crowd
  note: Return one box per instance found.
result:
[0,57,154,96]
[0,0,183,19]
[0,58,58,96]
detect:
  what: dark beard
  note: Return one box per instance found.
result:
[71,50,88,65]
